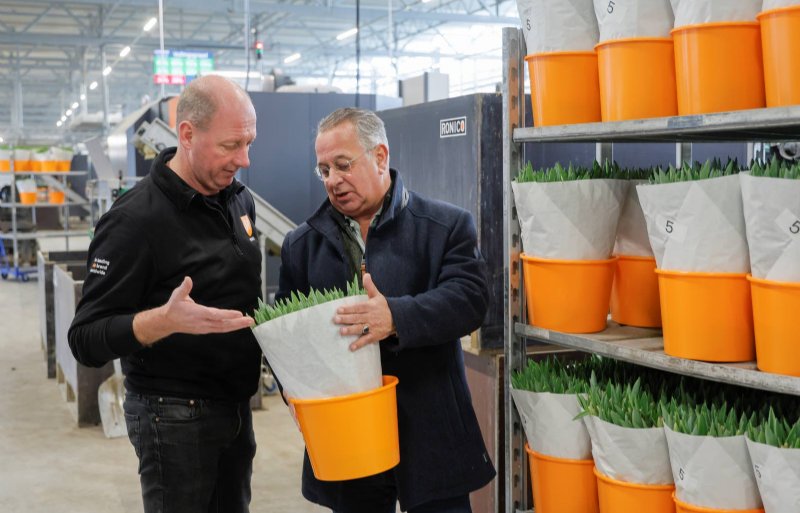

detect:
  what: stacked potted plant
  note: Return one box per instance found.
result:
[511,356,599,513]
[611,167,661,328]
[669,0,764,114]
[579,374,675,513]
[746,407,800,513]
[740,158,800,376]
[252,277,399,481]
[662,398,763,513]
[637,159,755,362]
[512,161,627,333]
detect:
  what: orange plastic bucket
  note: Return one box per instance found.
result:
[611,255,661,328]
[526,444,598,513]
[0,160,9,172]
[595,468,675,513]
[41,160,58,172]
[14,159,32,172]
[48,190,65,204]
[671,22,765,115]
[656,270,754,362]
[521,253,616,333]
[596,38,677,121]
[18,192,37,205]
[758,5,800,107]
[748,275,800,376]
[525,51,601,126]
[57,160,71,172]
[289,375,399,481]
[673,493,764,513]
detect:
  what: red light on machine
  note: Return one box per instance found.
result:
[254,40,264,60]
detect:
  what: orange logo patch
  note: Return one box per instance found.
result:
[240,215,253,237]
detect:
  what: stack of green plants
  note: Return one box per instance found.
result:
[516,160,624,183]
[650,158,741,185]
[750,157,800,180]
[253,276,363,326]
[511,356,591,394]
[660,399,757,437]
[748,408,800,449]
[577,376,662,429]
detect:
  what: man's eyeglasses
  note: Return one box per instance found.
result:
[314,147,374,181]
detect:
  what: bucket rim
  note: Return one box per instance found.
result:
[614,254,656,263]
[655,269,748,279]
[593,467,674,490]
[747,273,800,288]
[671,21,760,35]
[524,443,594,465]
[595,36,673,50]
[672,492,765,513]
[288,375,398,406]
[525,50,597,60]
[757,4,800,20]
[521,253,617,265]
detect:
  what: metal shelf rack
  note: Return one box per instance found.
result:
[1,158,89,281]
[501,27,800,513]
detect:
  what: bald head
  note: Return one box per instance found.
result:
[176,75,253,131]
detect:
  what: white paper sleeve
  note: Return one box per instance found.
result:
[517,0,600,53]
[614,179,654,257]
[636,174,750,273]
[740,173,800,281]
[512,179,627,260]
[251,295,382,399]
[745,437,800,513]
[671,0,761,27]
[594,0,673,42]
[664,426,763,510]
[511,388,593,460]
[584,416,673,484]
[762,0,800,11]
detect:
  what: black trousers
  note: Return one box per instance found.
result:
[123,393,256,513]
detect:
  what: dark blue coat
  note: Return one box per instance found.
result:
[276,170,496,510]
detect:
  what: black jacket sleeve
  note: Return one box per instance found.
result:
[384,209,489,350]
[68,209,156,367]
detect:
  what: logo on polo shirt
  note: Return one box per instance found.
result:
[240,215,253,237]
[90,257,110,276]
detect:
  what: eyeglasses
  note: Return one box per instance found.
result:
[314,147,374,181]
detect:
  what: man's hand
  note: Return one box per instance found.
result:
[133,276,255,346]
[334,273,396,351]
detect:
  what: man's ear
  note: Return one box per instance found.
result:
[177,120,194,149]
[374,143,389,172]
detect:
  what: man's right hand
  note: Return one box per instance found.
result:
[132,276,255,346]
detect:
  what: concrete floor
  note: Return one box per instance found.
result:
[0,279,327,513]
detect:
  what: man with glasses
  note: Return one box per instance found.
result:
[276,107,495,513]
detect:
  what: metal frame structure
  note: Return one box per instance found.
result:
[501,26,800,513]
[0,0,520,142]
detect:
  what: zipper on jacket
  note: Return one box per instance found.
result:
[206,197,244,257]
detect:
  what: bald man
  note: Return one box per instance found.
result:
[69,75,262,513]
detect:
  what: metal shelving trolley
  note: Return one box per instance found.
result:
[0,145,89,281]
[501,27,800,513]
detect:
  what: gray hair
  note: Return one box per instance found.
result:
[317,107,389,153]
[176,75,249,130]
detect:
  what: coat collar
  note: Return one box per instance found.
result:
[307,168,408,236]
[151,147,245,211]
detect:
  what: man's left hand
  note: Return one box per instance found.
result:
[335,273,396,351]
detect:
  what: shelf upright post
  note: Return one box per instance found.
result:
[502,27,529,513]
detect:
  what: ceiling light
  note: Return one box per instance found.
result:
[80,93,86,100]
[120,46,131,58]
[0,137,3,143]
[143,18,157,32]
[336,28,358,41]
[284,53,301,64]
[65,109,73,116]
[89,81,98,90]
[71,102,79,109]
[56,121,63,127]
[60,116,67,122]
[102,66,112,76]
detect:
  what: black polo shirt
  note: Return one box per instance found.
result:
[68,148,263,401]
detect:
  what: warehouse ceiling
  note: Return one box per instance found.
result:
[0,0,519,144]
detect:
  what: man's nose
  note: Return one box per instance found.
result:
[234,146,250,169]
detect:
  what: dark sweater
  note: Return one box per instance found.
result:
[68,148,263,401]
